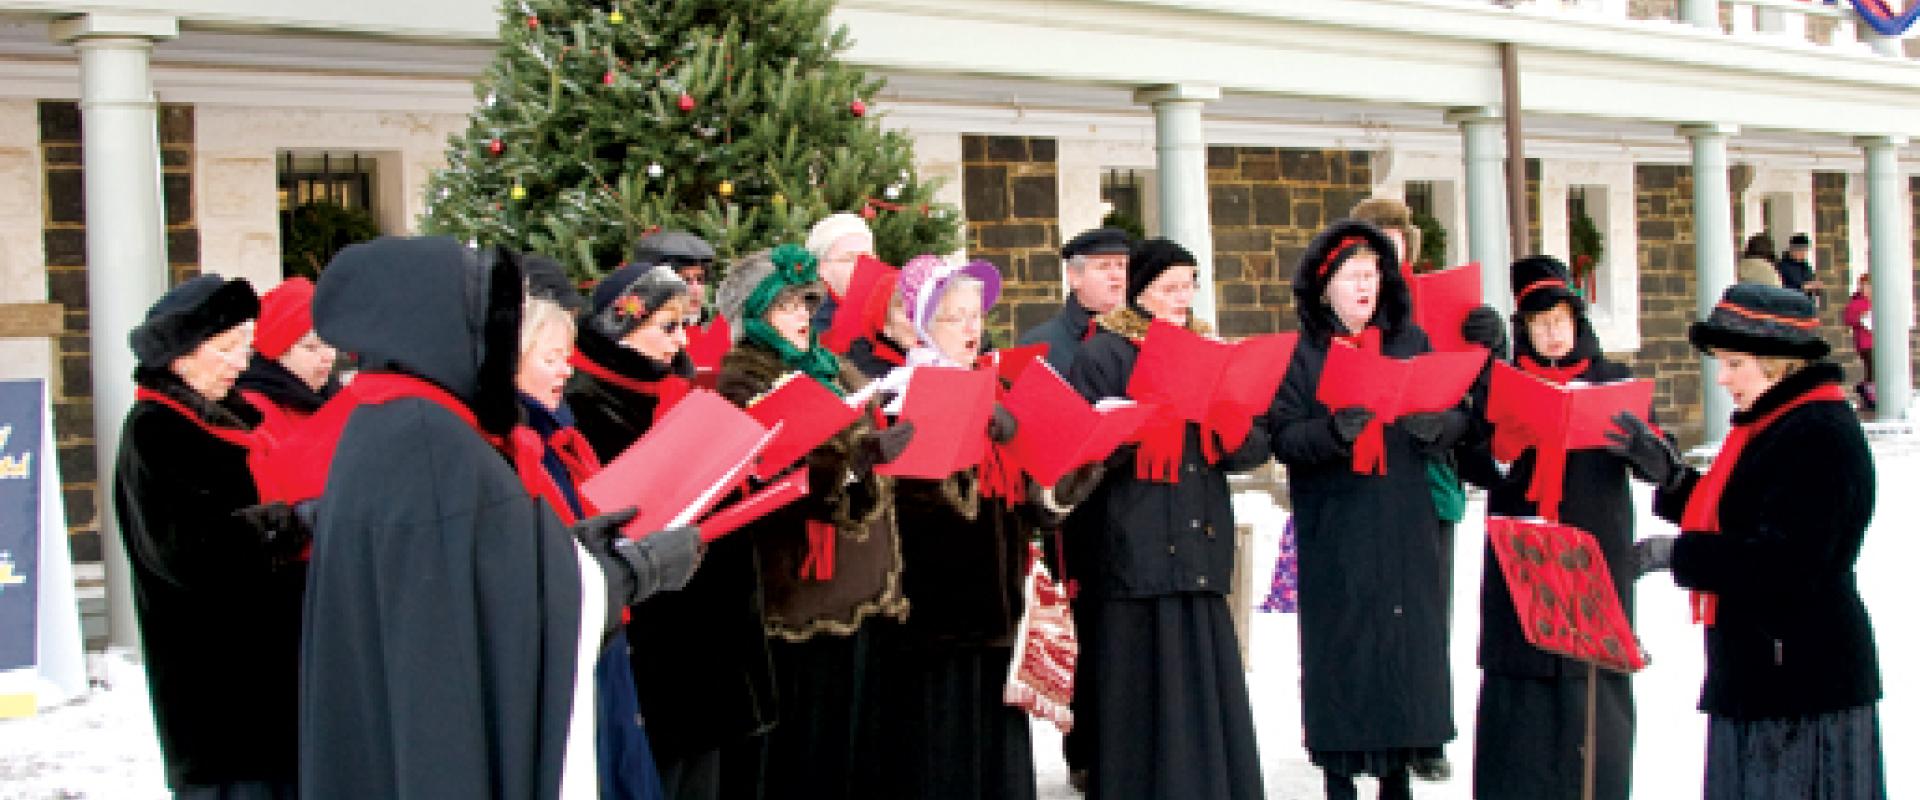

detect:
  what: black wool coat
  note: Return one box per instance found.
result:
[113,369,305,789]
[1064,307,1271,601]
[300,238,585,799]
[1018,292,1097,374]
[563,331,777,760]
[1657,361,1880,720]
[891,474,1028,649]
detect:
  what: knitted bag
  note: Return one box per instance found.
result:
[1002,540,1078,734]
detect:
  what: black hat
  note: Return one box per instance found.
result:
[1062,227,1133,261]
[1126,238,1196,313]
[1689,283,1829,359]
[589,263,688,340]
[631,230,715,267]
[522,254,585,315]
[1788,233,1812,249]
[1291,219,1410,340]
[1510,255,1585,317]
[129,275,259,368]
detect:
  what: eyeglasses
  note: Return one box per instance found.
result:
[933,310,984,326]
[648,320,686,335]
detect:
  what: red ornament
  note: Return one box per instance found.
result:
[487,138,503,156]
[526,15,539,28]
[677,92,696,112]
[603,71,616,86]
[849,99,867,118]
[860,205,877,220]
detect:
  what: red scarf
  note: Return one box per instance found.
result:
[1334,328,1388,475]
[1679,382,1844,625]
[569,351,692,423]
[136,387,276,494]
[1513,356,1592,521]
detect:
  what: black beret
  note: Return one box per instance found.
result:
[1062,227,1133,260]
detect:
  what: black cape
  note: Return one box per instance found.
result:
[300,238,589,799]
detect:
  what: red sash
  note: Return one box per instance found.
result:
[1334,328,1387,474]
[1679,382,1844,625]
[136,387,277,497]
[1514,356,1590,521]
[569,351,691,423]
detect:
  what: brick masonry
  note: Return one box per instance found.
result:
[961,134,1061,347]
[1207,146,1375,337]
[1626,164,1707,448]
[41,100,199,647]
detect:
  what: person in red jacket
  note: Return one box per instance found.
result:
[1842,272,1875,411]
[235,277,339,441]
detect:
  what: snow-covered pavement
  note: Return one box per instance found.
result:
[6,441,1915,799]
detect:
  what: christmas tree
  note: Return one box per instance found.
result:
[422,0,960,280]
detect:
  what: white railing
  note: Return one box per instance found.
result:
[1501,0,1909,57]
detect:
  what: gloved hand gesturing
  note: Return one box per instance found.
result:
[1328,406,1376,446]
[855,420,917,473]
[232,501,313,567]
[1052,461,1107,508]
[988,404,1019,444]
[1461,304,1509,359]
[1633,535,1677,579]
[1398,410,1463,454]
[571,508,704,607]
[1603,411,1684,489]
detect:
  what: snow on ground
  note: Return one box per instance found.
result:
[6,441,1916,799]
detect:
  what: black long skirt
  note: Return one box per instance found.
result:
[1472,669,1634,800]
[855,622,1037,800]
[1704,704,1886,800]
[1081,594,1263,800]
[760,632,867,800]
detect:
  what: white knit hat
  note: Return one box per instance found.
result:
[805,212,874,260]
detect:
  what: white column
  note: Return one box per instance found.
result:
[1447,108,1513,312]
[1682,123,1740,443]
[1680,0,1720,29]
[1859,136,1912,419]
[1135,84,1221,327]
[51,12,178,650]
[1864,31,1905,58]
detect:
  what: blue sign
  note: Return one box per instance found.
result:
[0,380,44,674]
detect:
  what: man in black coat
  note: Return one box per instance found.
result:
[299,237,693,799]
[1019,227,1131,373]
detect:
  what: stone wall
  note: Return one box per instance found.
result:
[961,134,1061,347]
[1810,171,1860,385]
[1207,146,1374,337]
[40,100,199,647]
[1628,164,1706,447]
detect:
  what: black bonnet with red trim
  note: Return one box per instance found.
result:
[1689,282,1829,359]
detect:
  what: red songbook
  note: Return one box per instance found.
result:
[876,366,997,479]
[696,467,811,542]
[1487,515,1647,674]
[823,255,894,354]
[1126,320,1297,423]
[580,389,779,538]
[1411,262,1483,353]
[985,343,1050,385]
[1315,341,1487,422]
[1003,362,1158,486]
[684,315,732,373]
[1486,362,1654,520]
[745,372,863,481]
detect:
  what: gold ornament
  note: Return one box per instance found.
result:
[717,180,734,197]
[772,192,787,206]
[510,184,528,201]
[608,10,625,24]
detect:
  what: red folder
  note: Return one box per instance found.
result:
[1487,515,1647,674]
[580,389,779,538]
[985,343,1049,385]
[745,372,863,481]
[876,366,997,479]
[823,255,894,354]
[1486,362,1653,520]
[696,467,811,542]
[684,316,732,372]
[1315,341,1487,422]
[1411,262,1483,353]
[1003,362,1158,485]
[1126,320,1297,422]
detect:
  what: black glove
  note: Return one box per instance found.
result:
[571,508,704,606]
[1603,411,1683,489]
[1329,406,1375,446]
[855,420,916,473]
[1398,411,1463,454]
[988,404,1018,444]
[1052,461,1107,508]
[1633,535,1677,579]
[232,501,312,567]
[1461,304,1509,359]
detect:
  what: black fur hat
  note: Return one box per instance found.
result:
[1291,219,1410,342]
[129,275,259,369]
[1126,238,1196,315]
[1689,283,1829,359]
[1510,255,1585,318]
